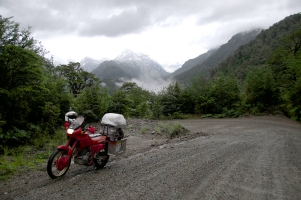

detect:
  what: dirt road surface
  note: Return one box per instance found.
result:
[1,116,301,199]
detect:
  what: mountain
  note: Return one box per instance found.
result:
[80,57,106,72]
[213,13,301,79]
[114,49,169,77]
[170,48,218,78]
[174,28,262,83]
[91,50,170,92]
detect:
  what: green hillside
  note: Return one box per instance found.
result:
[207,13,301,120]
[213,13,301,79]
[170,48,217,78]
[174,29,261,83]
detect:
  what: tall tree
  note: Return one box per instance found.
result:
[245,66,279,111]
[159,83,182,115]
[268,29,301,120]
[0,15,69,145]
[74,85,111,122]
[0,15,45,55]
[56,62,100,97]
[109,90,130,116]
[0,44,44,130]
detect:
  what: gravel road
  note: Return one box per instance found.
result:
[1,116,301,199]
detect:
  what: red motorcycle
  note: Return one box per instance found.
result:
[47,113,127,179]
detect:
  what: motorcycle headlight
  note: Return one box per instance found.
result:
[67,129,74,134]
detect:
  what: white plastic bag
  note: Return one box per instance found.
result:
[101,113,126,127]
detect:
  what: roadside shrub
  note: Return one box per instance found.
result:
[150,100,163,119]
[154,126,162,135]
[154,122,189,138]
[250,107,261,115]
[172,112,188,119]
[141,125,150,134]
[169,123,183,138]
[136,102,150,118]
[0,127,31,150]
[245,66,279,111]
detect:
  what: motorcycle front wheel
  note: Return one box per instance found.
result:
[47,149,71,179]
[94,152,109,169]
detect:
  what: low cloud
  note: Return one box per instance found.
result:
[130,73,172,93]
[113,75,171,93]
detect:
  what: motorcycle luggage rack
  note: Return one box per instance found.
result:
[101,124,114,136]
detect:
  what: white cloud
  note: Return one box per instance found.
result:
[1,0,301,67]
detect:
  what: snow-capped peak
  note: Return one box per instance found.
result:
[113,49,169,76]
[114,49,151,62]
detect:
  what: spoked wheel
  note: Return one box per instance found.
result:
[94,152,109,169]
[47,149,71,179]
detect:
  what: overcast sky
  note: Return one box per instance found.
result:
[1,0,301,72]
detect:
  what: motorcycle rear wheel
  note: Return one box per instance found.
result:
[94,152,109,169]
[47,149,70,179]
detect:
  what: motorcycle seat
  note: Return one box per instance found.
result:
[89,133,101,138]
[90,135,106,145]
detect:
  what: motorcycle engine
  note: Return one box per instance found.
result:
[74,149,90,165]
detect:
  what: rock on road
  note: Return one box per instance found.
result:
[1,116,301,199]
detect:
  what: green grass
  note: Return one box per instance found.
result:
[140,125,150,134]
[154,121,189,139]
[0,128,66,180]
[154,126,162,135]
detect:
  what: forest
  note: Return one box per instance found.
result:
[0,13,300,152]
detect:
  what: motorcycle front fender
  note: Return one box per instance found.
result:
[57,145,73,157]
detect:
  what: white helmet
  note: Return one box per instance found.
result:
[65,111,78,122]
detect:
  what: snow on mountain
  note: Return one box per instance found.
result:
[114,50,169,75]
[114,49,142,62]
[91,50,171,92]
[80,57,106,72]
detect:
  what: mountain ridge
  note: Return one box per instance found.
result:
[80,57,106,72]
[173,28,262,83]
[213,13,301,79]
[91,50,170,92]
[170,48,218,78]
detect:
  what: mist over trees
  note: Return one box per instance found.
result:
[1,13,301,150]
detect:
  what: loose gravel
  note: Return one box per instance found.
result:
[1,116,301,200]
